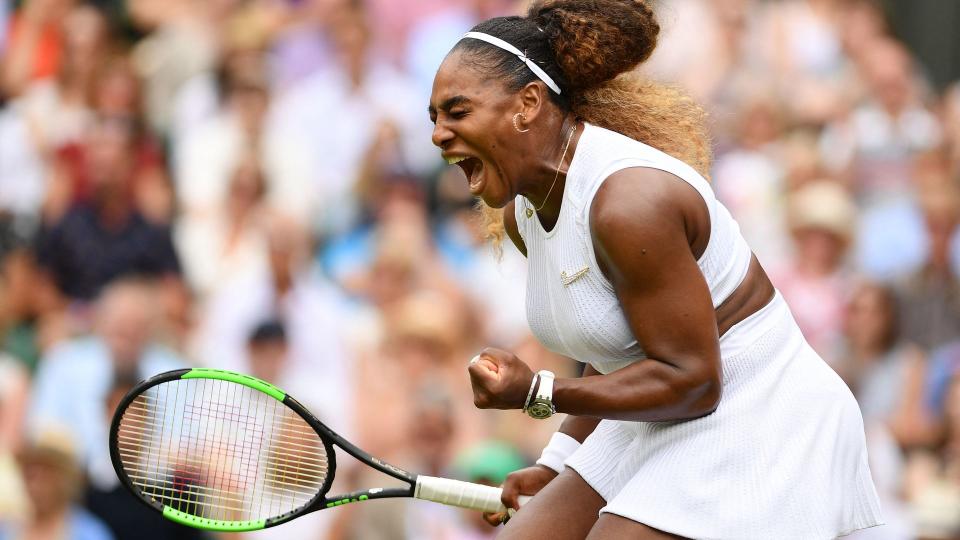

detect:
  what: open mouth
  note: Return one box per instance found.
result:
[447,156,483,192]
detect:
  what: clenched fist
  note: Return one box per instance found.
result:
[467,347,536,410]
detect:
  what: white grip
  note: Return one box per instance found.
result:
[414,476,532,514]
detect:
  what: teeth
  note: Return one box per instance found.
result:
[446,156,467,165]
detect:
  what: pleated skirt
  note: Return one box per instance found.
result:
[566,292,884,539]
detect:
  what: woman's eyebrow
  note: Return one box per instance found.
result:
[428,95,472,115]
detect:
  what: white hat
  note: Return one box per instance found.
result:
[788,180,857,241]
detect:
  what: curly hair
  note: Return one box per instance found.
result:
[452,0,712,251]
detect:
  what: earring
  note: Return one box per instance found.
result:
[512,112,530,133]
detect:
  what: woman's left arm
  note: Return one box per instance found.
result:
[468,169,723,422]
[553,169,722,422]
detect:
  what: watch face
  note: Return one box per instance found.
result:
[527,401,553,419]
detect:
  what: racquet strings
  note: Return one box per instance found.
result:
[115,378,330,522]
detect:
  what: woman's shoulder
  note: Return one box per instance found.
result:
[568,123,655,211]
[570,124,713,252]
[579,123,660,159]
[576,123,710,198]
[589,167,696,230]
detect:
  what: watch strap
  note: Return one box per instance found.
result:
[535,370,555,403]
[522,372,539,411]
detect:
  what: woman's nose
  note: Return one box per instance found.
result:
[432,120,454,148]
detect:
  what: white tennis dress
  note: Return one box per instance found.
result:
[514,123,883,539]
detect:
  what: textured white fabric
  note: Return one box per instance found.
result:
[515,122,753,374]
[566,293,883,538]
[536,432,580,474]
[516,123,883,537]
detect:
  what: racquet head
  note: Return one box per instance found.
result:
[110,369,336,532]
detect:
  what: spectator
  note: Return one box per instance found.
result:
[452,441,528,540]
[841,281,937,448]
[0,0,8,58]
[0,427,114,540]
[713,88,790,267]
[34,113,180,302]
[352,289,487,469]
[644,0,756,106]
[0,4,107,222]
[27,278,186,479]
[44,55,171,225]
[175,155,271,299]
[820,38,941,203]
[435,199,530,350]
[754,0,854,125]
[17,4,106,145]
[173,45,313,233]
[944,82,960,173]
[904,371,960,539]
[405,0,514,98]
[895,178,960,350]
[0,0,76,98]
[835,0,891,66]
[330,181,461,305]
[265,0,339,93]
[83,372,209,540]
[0,243,64,373]
[344,388,470,540]
[266,0,436,238]
[852,148,960,282]
[0,354,29,521]
[126,0,221,137]
[246,319,288,384]
[772,180,857,364]
[192,214,354,435]
[847,423,916,540]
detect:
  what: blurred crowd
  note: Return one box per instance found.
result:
[0,0,957,538]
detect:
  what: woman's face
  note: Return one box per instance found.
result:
[429,50,525,208]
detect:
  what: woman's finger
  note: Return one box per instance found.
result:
[500,478,520,510]
[483,511,506,526]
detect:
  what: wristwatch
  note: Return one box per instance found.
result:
[526,370,556,419]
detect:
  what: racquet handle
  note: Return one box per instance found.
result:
[414,476,532,514]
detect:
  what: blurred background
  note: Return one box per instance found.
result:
[0,0,957,538]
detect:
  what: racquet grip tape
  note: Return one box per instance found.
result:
[414,476,531,514]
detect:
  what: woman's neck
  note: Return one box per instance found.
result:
[522,117,581,227]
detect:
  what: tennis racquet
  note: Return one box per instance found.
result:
[109,368,529,532]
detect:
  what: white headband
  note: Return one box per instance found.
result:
[461,32,562,95]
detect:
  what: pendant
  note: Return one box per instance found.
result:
[525,208,534,218]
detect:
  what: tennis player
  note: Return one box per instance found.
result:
[428,1,884,538]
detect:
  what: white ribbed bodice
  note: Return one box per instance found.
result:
[515,123,752,374]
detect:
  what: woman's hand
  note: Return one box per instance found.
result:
[467,348,536,410]
[482,465,558,526]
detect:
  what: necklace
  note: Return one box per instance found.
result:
[526,122,577,219]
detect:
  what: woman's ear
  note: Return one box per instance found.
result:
[518,81,547,124]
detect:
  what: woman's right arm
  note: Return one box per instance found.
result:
[554,364,602,440]
[486,365,600,524]
[489,201,594,522]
